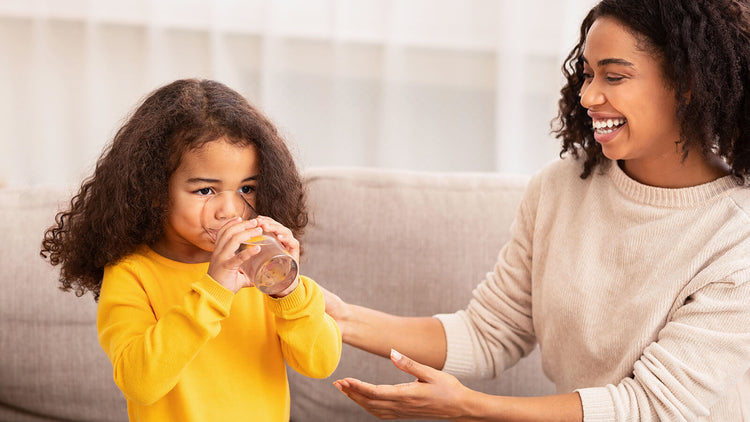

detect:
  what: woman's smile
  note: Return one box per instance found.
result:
[591,116,627,143]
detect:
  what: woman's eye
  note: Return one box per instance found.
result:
[605,76,624,83]
[582,72,593,80]
[196,187,213,195]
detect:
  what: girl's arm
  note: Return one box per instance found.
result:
[322,285,448,370]
[98,266,233,405]
[255,216,341,377]
[269,276,342,379]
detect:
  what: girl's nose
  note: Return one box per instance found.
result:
[213,191,247,221]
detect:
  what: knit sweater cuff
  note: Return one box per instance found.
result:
[434,311,485,378]
[263,275,313,316]
[196,273,235,314]
[576,387,616,422]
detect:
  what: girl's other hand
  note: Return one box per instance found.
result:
[252,216,301,298]
[207,217,263,293]
[255,216,300,262]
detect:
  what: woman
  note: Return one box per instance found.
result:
[325,0,750,420]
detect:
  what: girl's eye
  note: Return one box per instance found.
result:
[196,187,213,195]
[582,72,593,80]
[239,185,255,195]
[605,76,624,83]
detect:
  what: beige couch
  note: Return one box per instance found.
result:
[0,167,554,422]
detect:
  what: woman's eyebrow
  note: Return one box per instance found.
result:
[581,56,635,68]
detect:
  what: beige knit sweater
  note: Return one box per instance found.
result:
[436,157,750,421]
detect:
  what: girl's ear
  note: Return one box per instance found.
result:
[679,75,692,105]
[683,87,692,105]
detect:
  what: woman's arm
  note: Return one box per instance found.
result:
[322,286,448,370]
[334,349,583,422]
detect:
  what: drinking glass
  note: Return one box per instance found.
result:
[200,191,299,296]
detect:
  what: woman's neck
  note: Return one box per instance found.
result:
[619,151,731,188]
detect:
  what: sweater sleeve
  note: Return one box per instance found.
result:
[577,270,750,421]
[263,275,342,379]
[435,174,539,379]
[97,262,235,405]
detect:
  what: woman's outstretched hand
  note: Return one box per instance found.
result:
[333,349,474,420]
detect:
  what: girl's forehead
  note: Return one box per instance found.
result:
[176,139,258,177]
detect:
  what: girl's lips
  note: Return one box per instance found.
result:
[205,229,219,243]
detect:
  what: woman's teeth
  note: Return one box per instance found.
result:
[592,118,626,134]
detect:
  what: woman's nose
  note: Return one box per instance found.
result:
[579,81,605,109]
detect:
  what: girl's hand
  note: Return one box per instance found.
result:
[333,350,474,420]
[207,217,263,293]
[255,216,300,262]
[254,216,301,298]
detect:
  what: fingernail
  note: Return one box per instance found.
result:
[333,382,343,391]
[390,349,403,361]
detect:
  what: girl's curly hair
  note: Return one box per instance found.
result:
[554,0,750,180]
[40,79,308,300]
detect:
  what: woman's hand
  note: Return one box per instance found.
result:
[207,217,263,293]
[318,284,354,334]
[333,349,475,420]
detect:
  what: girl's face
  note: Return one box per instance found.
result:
[579,16,683,181]
[154,137,259,263]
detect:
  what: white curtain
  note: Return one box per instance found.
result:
[0,0,597,188]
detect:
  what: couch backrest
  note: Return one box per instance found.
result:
[0,185,127,422]
[290,168,554,422]
[0,168,554,422]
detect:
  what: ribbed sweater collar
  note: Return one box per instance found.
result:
[606,160,740,208]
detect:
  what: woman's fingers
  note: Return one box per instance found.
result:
[333,351,471,419]
[389,348,436,383]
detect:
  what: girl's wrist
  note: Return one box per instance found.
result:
[269,276,300,298]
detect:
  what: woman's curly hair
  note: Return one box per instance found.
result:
[40,79,308,300]
[554,0,750,180]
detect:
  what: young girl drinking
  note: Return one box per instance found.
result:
[41,78,341,421]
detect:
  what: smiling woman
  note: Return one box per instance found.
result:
[578,17,697,186]
[323,0,750,420]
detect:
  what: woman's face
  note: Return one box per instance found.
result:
[579,16,681,169]
[155,137,259,263]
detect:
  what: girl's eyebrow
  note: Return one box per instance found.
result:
[186,175,258,184]
[581,56,635,68]
[186,177,219,184]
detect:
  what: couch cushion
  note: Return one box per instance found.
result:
[290,167,554,422]
[0,185,127,422]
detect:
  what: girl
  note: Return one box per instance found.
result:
[41,79,341,421]
[325,0,750,420]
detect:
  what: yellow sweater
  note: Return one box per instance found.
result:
[97,246,341,422]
